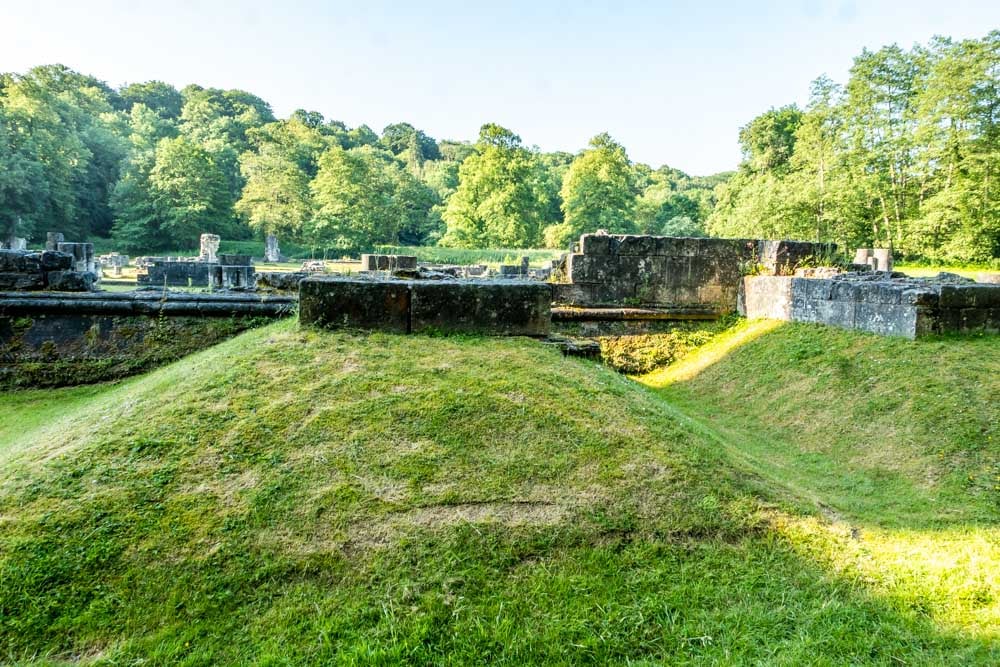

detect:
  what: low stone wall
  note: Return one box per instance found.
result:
[741,274,1000,338]
[138,253,255,288]
[0,290,296,387]
[360,254,418,271]
[138,259,213,287]
[0,249,96,291]
[554,234,834,315]
[299,277,551,336]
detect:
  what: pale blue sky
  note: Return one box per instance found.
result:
[2,1,998,174]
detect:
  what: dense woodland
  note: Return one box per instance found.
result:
[0,31,997,262]
[710,31,1000,263]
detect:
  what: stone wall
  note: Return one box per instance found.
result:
[299,276,551,336]
[741,273,1000,338]
[138,254,255,288]
[554,234,834,315]
[138,259,213,287]
[360,254,418,271]
[0,249,96,291]
[0,291,296,387]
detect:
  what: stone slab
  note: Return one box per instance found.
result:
[299,277,411,333]
[410,281,552,336]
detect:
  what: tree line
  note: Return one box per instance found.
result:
[2,30,996,262]
[0,66,720,254]
[708,31,999,263]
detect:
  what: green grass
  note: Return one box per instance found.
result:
[373,245,561,268]
[87,238,562,267]
[896,264,998,279]
[0,320,997,664]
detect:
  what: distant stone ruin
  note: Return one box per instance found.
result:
[265,234,281,262]
[137,236,254,288]
[56,242,99,279]
[0,249,97,291]
[45,232,64,251]
[199,234,220,263]
[98,253,129,277]
[853,248,894,272]
[360,254,418,272]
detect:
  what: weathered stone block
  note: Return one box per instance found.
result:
[45,232,65,251]
[856,281,902,305]
[40,251,73,271]
[939,285,991,308]
[741,275,793,320]
[299,277,411,332]
[854,302,919,338]
[256,271,309,291]
[0,272,46,290]
[580,234,613,255]
[793,278,834,301]
[218,254,252,266]
[791,295,856,327]
[0,249,42,272]
[900,288,939,306]
[360,254,418,271]
[46,271,96,292]
[831,281,860,301]
[615,235,659,256]
[410,281,552,336]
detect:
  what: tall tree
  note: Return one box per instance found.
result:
[559,133,638,239]
[440,124,549,248]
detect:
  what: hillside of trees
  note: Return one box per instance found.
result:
[0,30,996,262]
[0,68,721,255]
[710,31,999,264]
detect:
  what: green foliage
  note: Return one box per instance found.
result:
[440,124,553,248]
[709,31,1000,263]
[599,327,721,374]
[561,132,638,237]
[307,146,411,251]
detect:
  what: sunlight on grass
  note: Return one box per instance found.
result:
[642,318,784,386]
[777,516,1000,640]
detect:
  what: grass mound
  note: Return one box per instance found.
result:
[0,319,997,664]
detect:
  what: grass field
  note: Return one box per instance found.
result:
[896,264,998,279]
[0,320,997,664]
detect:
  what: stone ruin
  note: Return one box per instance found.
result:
[45,232,64,251]
[98,253,130,277]
[1,236,27,251]
[853,248,894,272]
[741,270,1000,338]
[137,235,254,288]
[199,234,220,263]
[360,254,418,272]
[265,234,282,263]
[211,254,255,289]
[299,276,551,336]
[552,233,834,316]
[0,248,97,291]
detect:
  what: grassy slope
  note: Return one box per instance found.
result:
[0,320,997,664]
[641,320,1000,643]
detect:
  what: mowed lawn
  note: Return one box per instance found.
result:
[0,319,997,664]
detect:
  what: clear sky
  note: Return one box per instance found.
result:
[2,1,998,175]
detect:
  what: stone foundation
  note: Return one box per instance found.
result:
[0,249,95,291]
[0,291,295,387]
[555,234,833,315]
[359,254,418,271]
[741,273,1000,338]
[299,277,551,335]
